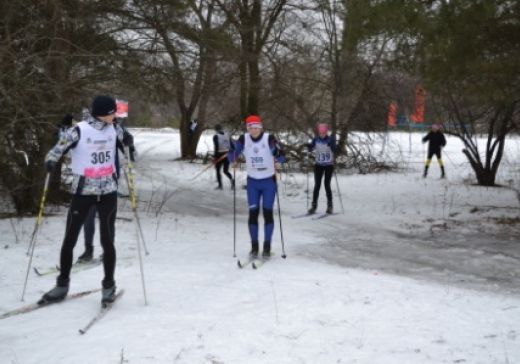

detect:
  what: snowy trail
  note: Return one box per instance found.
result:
[0,130,519,364]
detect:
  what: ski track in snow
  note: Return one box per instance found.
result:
[0,129,519,364]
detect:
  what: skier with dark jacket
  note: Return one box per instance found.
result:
[228,115,285,258]
[213,124,234,190]
[40,95,125,306]
[422,124,447,178]
[307,123,337,214]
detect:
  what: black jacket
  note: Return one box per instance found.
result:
[422,131,446,152]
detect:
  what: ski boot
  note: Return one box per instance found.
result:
[77,247,93,263]
[423,166,429,178]
[262,241,271,258]
[101,285,116,307]
[249,241,259,258]
[326,203,333,214]
[215,184,223,190]
[441,166,445,179]
[39,284,69,305]
[308,202,317,214]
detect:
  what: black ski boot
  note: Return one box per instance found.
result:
[441,166,445,179]
[262,241,271,258]
[101,285,116,306]
[308,202,317,214]
[77,247,93,263]
[423,166,429,178]
[215,184,223,190]
[249,241,259,257]
[39,284,69,305]
[326,202,333,214]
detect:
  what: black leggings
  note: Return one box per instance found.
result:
[313,165,334,204]
[83,204,97,248]
[215,152,232,186]
[57,193,117,288]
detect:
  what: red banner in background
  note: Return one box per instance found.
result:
[387,102,397,127]
[410,86,425,123]
[116,99,129,118]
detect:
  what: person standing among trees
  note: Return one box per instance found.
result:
[40,95,125,306]
[422,123,446,178]
[213,124,234,190]
[228,115,285,257]
[307,123,337,214]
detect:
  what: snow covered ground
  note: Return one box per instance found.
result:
[0,129,519,364]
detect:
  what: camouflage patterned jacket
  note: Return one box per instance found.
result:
[46,115,125,195]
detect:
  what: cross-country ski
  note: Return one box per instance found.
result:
[33,258,102,277]
[78,289,125,335]
[1,289,100,320]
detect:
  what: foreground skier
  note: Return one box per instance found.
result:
[41,95,125,306]
[229,115,285,257]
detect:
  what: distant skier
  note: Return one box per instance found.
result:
[41,95,125,306]
[213,124,234,190]
[422,123,446,178]
[228,115,285,257]
[307,123,337,214]
[188,119,198,141]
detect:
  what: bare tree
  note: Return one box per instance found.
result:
[214,0,288,116]
[0,0,122,214]
[117,0,234,158]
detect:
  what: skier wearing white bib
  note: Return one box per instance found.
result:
[41,95,125,306]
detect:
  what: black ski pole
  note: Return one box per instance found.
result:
[21,172,50,301]
[233,163,237,257]
[275,168,287,259]
[333,169,345,214]
[124,149,149,255]
[123,147,148,305]
[306,156,310,211]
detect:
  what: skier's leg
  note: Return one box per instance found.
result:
[58,195,96,286]
[223,158,233,184]
[97,192,117,289]
[436,150,445,178]
[324,165,334,213]
[424,150,434,177]
[310,165,324,212]
[261,177,277,255]
[79,204,96,261]
[215,160,223,189]
[246,178,261,255]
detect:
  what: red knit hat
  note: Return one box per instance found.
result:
[245,115,262,129]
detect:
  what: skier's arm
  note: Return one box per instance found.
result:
[422,132,430,143]
[213,135,219,156]
[306,138,316,151]
[328,136,337,153]
[441,133,447,147]
[269,134,286,163]
[228,135,244,163]
[45,126,80,164]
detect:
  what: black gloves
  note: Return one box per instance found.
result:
[45,160,57,173]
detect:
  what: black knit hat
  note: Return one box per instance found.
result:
[91,95,116,117]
